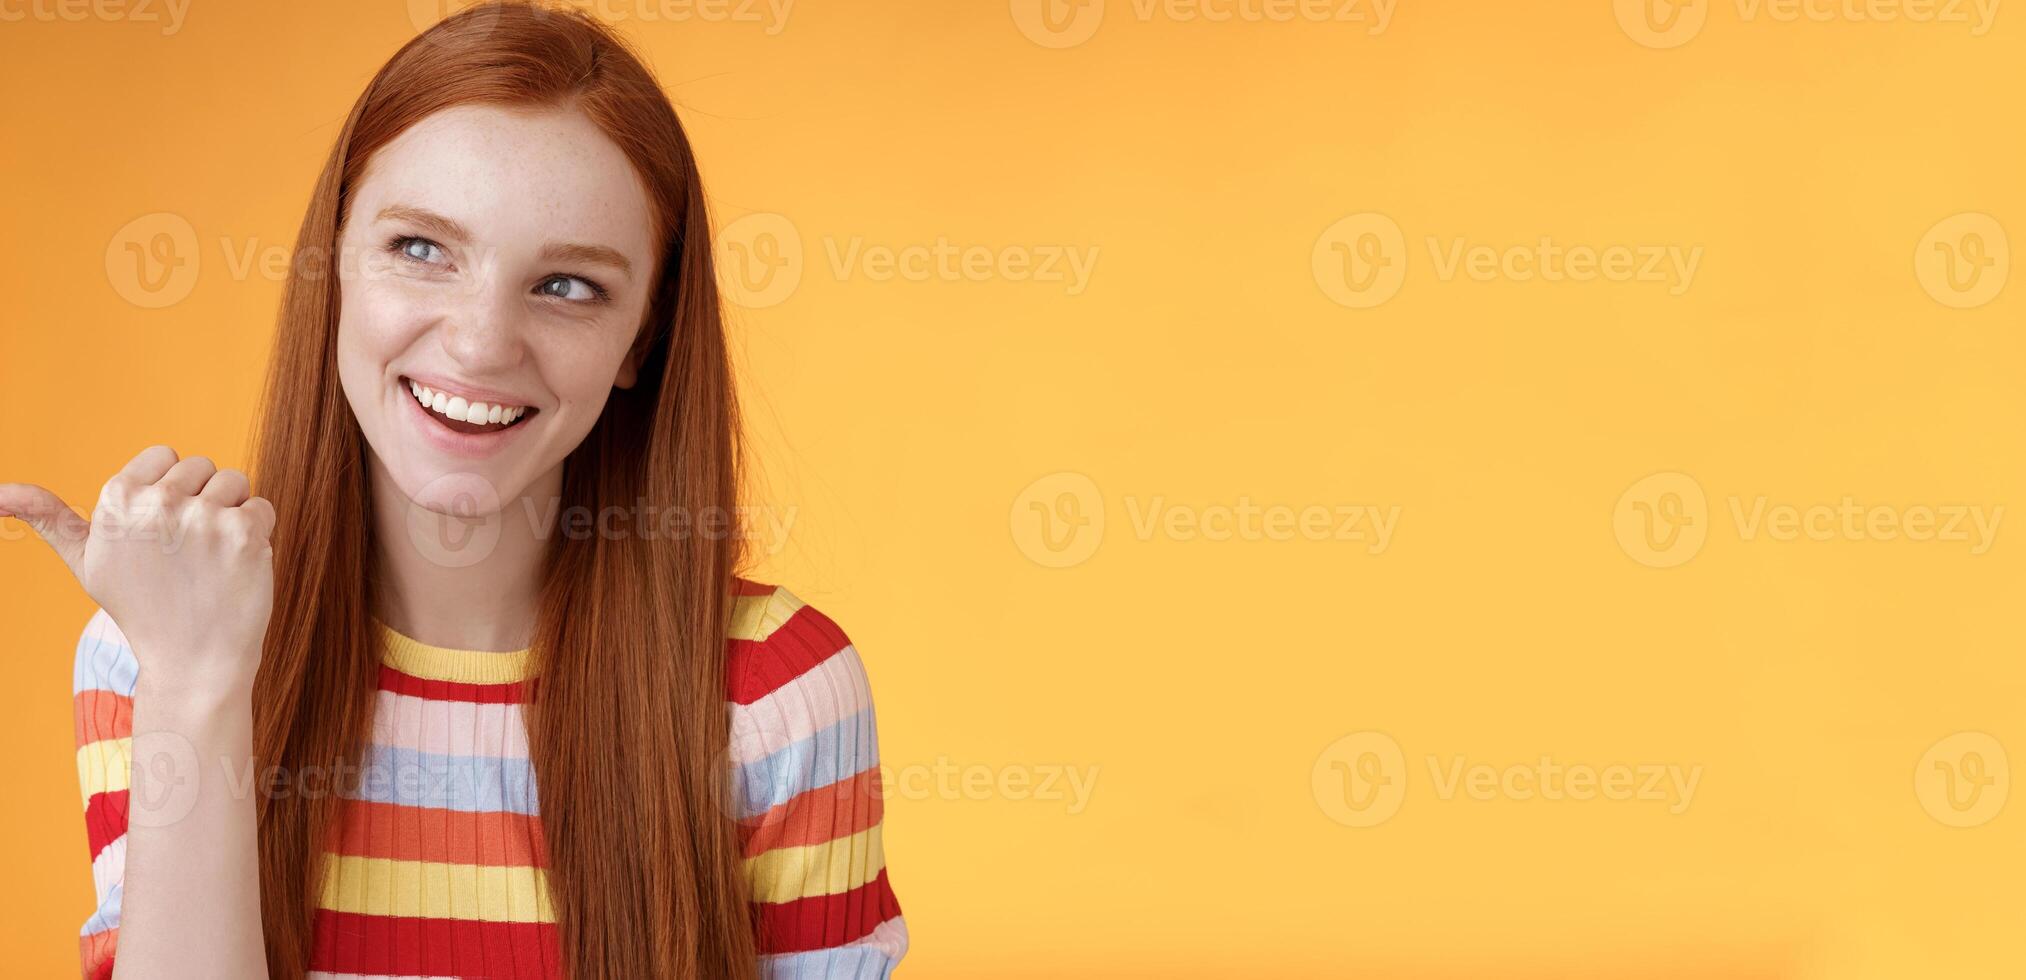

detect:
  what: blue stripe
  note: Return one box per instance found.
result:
[345,744,540,814]
[73,611,137,697]
[81,882,122,936]
[733,706,879,819]
[759,946,898,980]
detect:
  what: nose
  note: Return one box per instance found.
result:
[438,269,527,376]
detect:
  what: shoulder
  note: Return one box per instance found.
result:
[723,579,884,809]
[725,582,908,964]
[725,577,874,708]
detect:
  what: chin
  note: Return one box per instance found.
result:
[401,467,512,518]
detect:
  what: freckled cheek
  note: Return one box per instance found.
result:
[333,277,439,434]
[338,273,440,366]
[525,333,634,417]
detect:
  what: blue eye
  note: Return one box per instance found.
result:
[536,275,610,303]
[390,236,445,264]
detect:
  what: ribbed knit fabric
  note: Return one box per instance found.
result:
[72,578,908,979]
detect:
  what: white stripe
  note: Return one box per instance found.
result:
[847,914,909,960]
[307,973,463,979]
[728,646,870,765]
[91,834,126,903]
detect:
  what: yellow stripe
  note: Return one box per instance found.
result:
[729,587,806,643]
[77,737,131,807]
[374,620,535,684]
[318,854,556,922]
[743,824,885,904]
[375,587,805,676]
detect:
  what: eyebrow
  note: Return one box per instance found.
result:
[375,205,633,278]
[377,205,471,244]
[540,241,632,277]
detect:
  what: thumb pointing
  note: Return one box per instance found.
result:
[0,483,90,578]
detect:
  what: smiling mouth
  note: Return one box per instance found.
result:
[403,377,537,435]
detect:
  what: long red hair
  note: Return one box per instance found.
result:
[247,4,758,976]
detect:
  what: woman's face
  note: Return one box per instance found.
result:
[335,103,659,515]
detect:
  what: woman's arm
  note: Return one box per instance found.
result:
[8,447,276,980]
[728,587,909,978]
[74,608,270,980]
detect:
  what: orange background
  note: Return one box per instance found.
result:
[3,0,2023,977]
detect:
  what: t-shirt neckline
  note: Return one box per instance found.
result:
[372,617,535,685]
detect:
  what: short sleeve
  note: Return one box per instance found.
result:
[726,584,909,978]
[73,607,136,980]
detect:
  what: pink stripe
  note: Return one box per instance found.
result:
[727,647,869,765]
[368,690,529,759]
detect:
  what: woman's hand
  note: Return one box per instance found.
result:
[2,445,275,693]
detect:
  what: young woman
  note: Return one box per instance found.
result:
[2,4,906,977]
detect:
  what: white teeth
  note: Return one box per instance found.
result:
[405,379,527,428]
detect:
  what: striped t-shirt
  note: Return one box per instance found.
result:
[73,579,908,979]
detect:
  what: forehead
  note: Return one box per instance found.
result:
[352,103,655,257]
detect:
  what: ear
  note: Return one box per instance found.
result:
[614,342,642,390]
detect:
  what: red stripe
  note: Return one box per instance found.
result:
[732,576,775,596]
[311,909,562,978]
[326,798,549,867]
[75,689,132,745]
[81,927,117,980]
[85,790,128,861]
[740,768,884,856]
[727,605,850,705]
[752,868,903,955]
[378,665,534,704]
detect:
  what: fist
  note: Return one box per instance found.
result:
[2,445,276,692]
